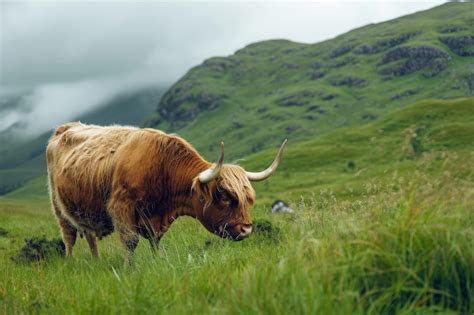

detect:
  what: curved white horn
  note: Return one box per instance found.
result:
[246,139,287,182]
[199,142,225,183]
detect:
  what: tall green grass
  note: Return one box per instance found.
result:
[1,151,472,314]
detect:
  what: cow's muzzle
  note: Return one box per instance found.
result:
[216,224,253,241]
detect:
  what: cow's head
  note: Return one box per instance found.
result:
[192,140,287,241]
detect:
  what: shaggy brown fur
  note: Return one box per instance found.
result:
[46,122,255,261]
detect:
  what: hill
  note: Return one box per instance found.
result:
[5,98,473,203]
[242,97,474,202]
[146,2,473,161]
[1,3,473,197]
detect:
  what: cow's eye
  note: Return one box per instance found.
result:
[221,194,231,205]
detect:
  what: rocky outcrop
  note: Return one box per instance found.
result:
[379,45,450,77]
[307,70,326,80]
[440,36,474,56]
[330,76,367,87]
[361,113,377,121]
[330,43,355,58]
[282,48,297,55]
[282,63,299,69]
[423,59,450,78]
[390,89,418,100]
[277,91,317,107]
[381,46,449,64]
[285,124,301,132]
[303,114,319,120]
[332,56,359,68]
[438,25,467,34]
[354,44,379,55]
[377,32,419,50]
[201,57,241,79]
[354,32,419,55]
[306,105,326,114]
[203,57,241,71]
[322,93,338,100]
[158,87,227,129]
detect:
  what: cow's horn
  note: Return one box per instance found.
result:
[246,139,287,181]
[199,141,225,183]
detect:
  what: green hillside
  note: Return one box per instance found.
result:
[5,97,473,203]
[146,2,473,161]
[2,3,473,197]
[243,97,474,202]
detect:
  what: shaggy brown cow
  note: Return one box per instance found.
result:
[46,122,286,262]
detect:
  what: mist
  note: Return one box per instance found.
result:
[0,1,445,137]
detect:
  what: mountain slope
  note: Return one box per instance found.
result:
[242,97,474,203]
[146,2,473,161]
[2,3,473,197]
[6,97,473,203]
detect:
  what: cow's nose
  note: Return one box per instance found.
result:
[239,224,252,238]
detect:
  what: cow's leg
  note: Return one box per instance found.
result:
[52,200,77,257]
[59,218,77,257]
[119,229,139,266]
[108,198,139,265]
[85,232,99,257]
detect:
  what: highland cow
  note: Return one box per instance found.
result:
[46,122,286,263]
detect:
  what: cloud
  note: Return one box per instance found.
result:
[0,68,162,136]
[0,0,445,137]
[0,1,251,88]
[1,1,445,89]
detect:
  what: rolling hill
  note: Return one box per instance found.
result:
[145,2,473,161]
[4,97,472,203]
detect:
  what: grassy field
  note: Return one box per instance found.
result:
[0,98,472,314]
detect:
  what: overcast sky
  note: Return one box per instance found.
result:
[0,0,445,135]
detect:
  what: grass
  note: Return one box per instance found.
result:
[0,153,472,314]
[0,4,472,312]
[242,98,474,203]
[0,98,473,314]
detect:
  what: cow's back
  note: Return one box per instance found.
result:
[47,122,137,190]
